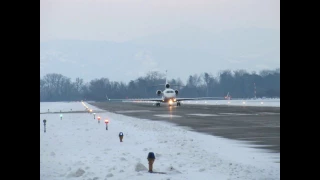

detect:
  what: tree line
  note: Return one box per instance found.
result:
[40,69,280,102]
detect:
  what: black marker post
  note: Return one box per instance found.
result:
[43,119,47,133]
[119,132,124,142]
[147,152,156,173]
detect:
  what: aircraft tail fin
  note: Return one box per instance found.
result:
[165,70,168,84]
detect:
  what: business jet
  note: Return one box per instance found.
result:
[109,71,225,107]
[149,82,223,106]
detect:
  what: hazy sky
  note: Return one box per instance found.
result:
[40,0,279,42]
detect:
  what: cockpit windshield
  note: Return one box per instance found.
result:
[165,90,175,93]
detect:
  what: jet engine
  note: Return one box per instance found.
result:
[175,90,179,95]
[156,90,162,96]
[165,83,170,88]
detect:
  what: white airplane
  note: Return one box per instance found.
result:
[109,71,225,107]
[147,81,223,107]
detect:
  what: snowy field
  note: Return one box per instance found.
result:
[40,102,280,180]
[40,101,100,113]
[122,98,280,107]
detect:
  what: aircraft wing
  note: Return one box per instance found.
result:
[175,97,226,101]
[178,97,249,101]
[109,97,228,102]
[108,98,163,102]
[108,97,244,102]
[125,98,163,102]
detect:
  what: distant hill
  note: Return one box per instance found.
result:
[40,27,279,83]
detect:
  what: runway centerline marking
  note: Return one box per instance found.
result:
[154,114,182,118]
[219,113,256,116]
[187,114,221,116]
[115,110,153,113]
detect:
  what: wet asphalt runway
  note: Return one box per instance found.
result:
[90,102,280,154]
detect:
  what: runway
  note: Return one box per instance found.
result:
[90,101,280,154]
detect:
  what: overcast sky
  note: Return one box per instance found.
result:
[40,0,280,83]
[40,0,279,42]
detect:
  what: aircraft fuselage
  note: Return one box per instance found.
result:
[156,88,180,106]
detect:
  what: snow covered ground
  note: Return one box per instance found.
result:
[40,102,280,180]
[40,101,101,113]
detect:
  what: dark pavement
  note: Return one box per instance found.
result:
[90,102,280,154]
